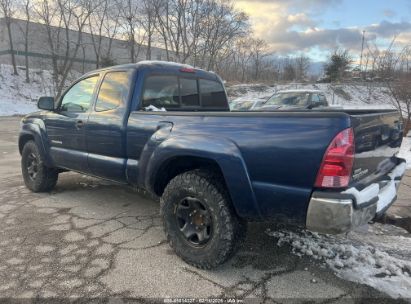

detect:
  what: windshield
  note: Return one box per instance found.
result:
[265,92,310,107]
[231,100,254,110]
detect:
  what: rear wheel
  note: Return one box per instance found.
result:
[21,140,58,192]
[160,169,247,269]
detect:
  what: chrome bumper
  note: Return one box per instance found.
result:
[306,160,406,234]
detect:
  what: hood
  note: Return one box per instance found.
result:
[257,105,308,111]
[21,111,46,123]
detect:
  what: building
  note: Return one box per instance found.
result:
[0,17,170,73]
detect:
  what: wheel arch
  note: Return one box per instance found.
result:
[19,122,53,167]
[18,133,35,155]
[144,135,262,220]
[153,155,226,196]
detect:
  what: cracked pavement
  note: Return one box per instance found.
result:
[0,116,410,302]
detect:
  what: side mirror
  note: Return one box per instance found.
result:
[38,96,55,111]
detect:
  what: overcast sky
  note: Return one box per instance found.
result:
[235,0,411,61]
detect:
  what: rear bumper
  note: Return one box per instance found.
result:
[306,159,406,234]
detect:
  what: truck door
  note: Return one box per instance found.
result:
[85,70,133,182]
[44,75,99,172]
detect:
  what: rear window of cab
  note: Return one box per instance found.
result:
[141,75,228,111]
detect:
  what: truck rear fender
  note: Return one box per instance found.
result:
[143,135,262,219]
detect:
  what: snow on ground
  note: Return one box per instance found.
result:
[0,64,56,116]
[399,135,411,169]
[267,224,411,299]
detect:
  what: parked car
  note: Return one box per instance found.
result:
[19,61,406,269]
[230,99,265,111]
[254,89,328,111]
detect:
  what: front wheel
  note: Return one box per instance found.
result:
[160,169,247,269]
[21,140,58,192]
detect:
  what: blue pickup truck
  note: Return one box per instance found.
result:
[19,61,406,268]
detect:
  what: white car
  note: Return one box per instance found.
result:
[254,90,329,111]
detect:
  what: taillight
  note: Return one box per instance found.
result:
[315,128,355,188]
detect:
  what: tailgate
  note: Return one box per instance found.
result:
[349,110,403,187]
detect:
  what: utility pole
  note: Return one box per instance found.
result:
[359,30,366,73]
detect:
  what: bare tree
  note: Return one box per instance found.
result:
[35,0,99,98]
[294,55,310,81]
[17,0,31,82]
[385,46,411,135]
[87,0,119,68]
[140,0,156,60]
[249,38,270,79]
[199,0,249,70]
[116,0,143,63]
[153,0,188,63]
[233,39,253,82]
[366,39,411,134]
[282,57,296,81]
[152,0,248,68]
[88,0,108,68]
[0,0,18,74]
[9,0,285,85]
[389,75,411,135]
[100,3,120,65]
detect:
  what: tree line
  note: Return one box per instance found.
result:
[323,43,411,134]
[0,0,313,96]
[1,0,409,132]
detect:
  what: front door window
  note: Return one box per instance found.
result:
[60,76,99,112]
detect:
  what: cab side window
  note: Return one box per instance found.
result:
[95,71,131,112]
[60,76,99,112]
[142,75,179,109]
[199,79,228,109]
[180,78,200,107]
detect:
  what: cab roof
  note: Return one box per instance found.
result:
[83,60,220,81]
[277,89,324,94]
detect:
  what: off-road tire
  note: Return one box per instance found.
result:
[160,169,247,269]
[21,140,58,192]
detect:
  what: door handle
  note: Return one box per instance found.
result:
[75,120,84,129]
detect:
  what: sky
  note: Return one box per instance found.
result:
[236,0,411,62]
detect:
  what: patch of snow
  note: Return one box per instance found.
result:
[267,225,411,299]
[144,105,167,112]
[343,183,379,206]
[0,64,81,116]
[399,135,411,169]
[376,180,398,212]
[342,162,406,211]
[0,65,55,116]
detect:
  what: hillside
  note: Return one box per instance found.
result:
[0,65,56,116]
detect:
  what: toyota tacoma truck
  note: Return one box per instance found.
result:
[19,61,406,269]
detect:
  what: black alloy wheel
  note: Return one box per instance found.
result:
[175,197,212,246]
[26,152,39,181]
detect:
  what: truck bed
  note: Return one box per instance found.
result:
[126,108,403,223]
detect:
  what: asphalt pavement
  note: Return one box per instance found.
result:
[0,116,410,303]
